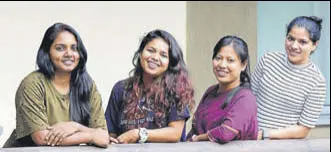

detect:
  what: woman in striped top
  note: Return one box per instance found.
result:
[252,16,326,140]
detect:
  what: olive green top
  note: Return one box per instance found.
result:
[5,71,106,147]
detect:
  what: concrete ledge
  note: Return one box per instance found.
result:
[1,138,329,152]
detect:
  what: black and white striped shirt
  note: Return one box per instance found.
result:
[251,52,326,129]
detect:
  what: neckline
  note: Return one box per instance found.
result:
[285,54,312,70]
[48,79,70,98]
[215,84,239,94]
[212,85,236,97]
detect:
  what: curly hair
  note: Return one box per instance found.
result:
[123,30,195,126]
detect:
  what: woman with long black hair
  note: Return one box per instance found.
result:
[4,23,108,148]
[187,35,258,144]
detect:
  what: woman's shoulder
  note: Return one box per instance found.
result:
[307,62,326,83]
[19,71,47,87]
[113,78,129,91]
[205,84,218,93]
[263,51,286,60]
[234,87,256,104]
[109,78,131,96]
[15,71,48,103]
[237,87,255,96]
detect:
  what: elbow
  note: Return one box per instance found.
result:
[208,127,236,144]
[95,129,109,148]
[167,120,186,142]
[172,135,181,143]
[168,132,182,143]
[295,126,310,139]
[216,137,232,144]
[33,139,45,146]
[31,135,47,146]
[98,139,109,148]
[101,135,110,148]
[296,131,309,139]
[297,136,307,139]
[31,130,48,146]
[208,131,234,144]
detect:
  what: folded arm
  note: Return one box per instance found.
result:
[114,120,185,144]
[31,121,109,147]
[267,125,310,139]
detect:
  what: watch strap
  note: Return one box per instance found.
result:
[262,129,270,140]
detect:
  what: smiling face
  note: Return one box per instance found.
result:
[212,45,246,90]
[49,31,80,74]
[285,26,317,65]
[140,38,169,79]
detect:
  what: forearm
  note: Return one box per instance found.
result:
[73,122,95,132]
[35,125,108,147]
[32,129,91,146]
[62,128,108,147]
[147,127,183,142]
[59,131,92,146]
[146,120,185,142]
[268,125,310,139]
[116,120,185,143]
[194,133,209,141]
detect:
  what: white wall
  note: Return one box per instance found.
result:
[0,1,186,146]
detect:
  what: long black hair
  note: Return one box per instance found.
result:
[36,23,92,126]
[212,35,251,87]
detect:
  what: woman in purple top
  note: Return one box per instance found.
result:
[187,35,258,144]
[105,30,195,144]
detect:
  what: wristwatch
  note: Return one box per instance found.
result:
[138,128,148,143]
[262,129,270,140]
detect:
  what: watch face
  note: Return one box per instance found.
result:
[139,128,148,143]
[141,129,148,136]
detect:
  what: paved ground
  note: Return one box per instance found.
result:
[0,138,329,152]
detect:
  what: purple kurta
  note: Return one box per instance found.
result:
[187,85,258,144]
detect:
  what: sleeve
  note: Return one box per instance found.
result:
[105,81,124,135]
[187,85,216,141]
[251,53,267,96]
[299,79,326,128]
[167,104,190,123]
[88,82,107,130]
[207,91,258,143]
[15,74,49,140]
[166,104,190,142]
